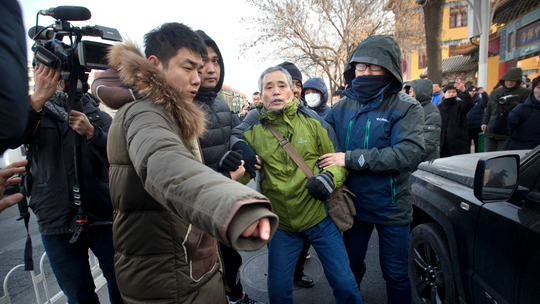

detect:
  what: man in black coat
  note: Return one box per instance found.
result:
[20,65,122,304]
[438,84,474,157]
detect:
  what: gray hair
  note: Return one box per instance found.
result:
[258,66,293,92]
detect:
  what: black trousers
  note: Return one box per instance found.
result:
[294,239,310,280]
[220,242,244,301]
[468,127,482,153]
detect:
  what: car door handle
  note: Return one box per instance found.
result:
[460,202,470,211]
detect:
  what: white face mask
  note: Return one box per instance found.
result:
[305,93,321,107]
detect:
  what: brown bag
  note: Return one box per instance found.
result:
[266,124,356,232]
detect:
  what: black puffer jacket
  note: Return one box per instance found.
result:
[20,94,113,235]
[194,30,235,172]
[466,92,489,129]
[438,93,474,156]
[482,68,531,140]
[492,94,540,150]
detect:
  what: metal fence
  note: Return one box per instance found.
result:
[1,251,105,304]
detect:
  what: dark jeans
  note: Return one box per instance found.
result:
[41,225,123,304]
[220,242,244,301]
[268,217,362,304]
[343,220,411,304]
[468,127,482,153]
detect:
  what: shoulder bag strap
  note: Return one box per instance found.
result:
[266,124,314,179]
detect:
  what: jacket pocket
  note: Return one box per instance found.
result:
[183,225,218,281]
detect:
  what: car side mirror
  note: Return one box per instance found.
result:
[474,155,520,202]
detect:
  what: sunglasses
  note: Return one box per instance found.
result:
[354,63,382,71]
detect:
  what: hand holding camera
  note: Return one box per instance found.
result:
[498,94,519,113]
[30,65,61,111]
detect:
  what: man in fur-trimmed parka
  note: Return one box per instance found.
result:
[106,23,278,304]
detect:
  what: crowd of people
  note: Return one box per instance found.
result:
[1,4,540,304]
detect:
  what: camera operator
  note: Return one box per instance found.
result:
[19,64,123,304]
[481,68,531,151]
[492,76,540,150]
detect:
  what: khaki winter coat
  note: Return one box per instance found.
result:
[106,42,278,304]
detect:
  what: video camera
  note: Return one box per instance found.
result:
[499,94,519,105]
[28,6,122,93]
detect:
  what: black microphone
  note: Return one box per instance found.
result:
[39,6,91,21]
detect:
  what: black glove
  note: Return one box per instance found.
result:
[218,150,243,172]
[233,141,257,174]
[305,172,334,201]
[499,102,513,113]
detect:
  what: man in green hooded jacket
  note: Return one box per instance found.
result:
[482,67,531,151]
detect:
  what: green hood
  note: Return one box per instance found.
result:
[500,67,523,82]
[406,78,433,105]
[344,35,403,86]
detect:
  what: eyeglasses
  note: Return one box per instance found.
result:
[354,63,382,71]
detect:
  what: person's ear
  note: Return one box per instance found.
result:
[148,55,161,67]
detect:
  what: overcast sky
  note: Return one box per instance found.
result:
[20,0,278,100]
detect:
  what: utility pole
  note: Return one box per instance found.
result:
[468,0,501,89]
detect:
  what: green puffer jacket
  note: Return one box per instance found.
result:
[240,99,348,232]
[483,68,531,140]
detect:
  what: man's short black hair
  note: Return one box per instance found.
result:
[144,23,207,69]
[253,91,260,95]
[433,82,441,86]
[332,90,343,97]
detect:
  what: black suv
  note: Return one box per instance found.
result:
[409,145,540,304]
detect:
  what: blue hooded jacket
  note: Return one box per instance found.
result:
[301,78,331,118]
[325,35,425,226]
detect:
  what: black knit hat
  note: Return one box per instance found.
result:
[443,84,457,93]
[277,61,302,83]
[468,85,479,92]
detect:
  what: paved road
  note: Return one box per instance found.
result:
[1,181,387,304]
[0,194,109,304]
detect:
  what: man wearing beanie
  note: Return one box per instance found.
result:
[438,84,474,157]
[465,85,489,152]
[492,76,540,150]
[320,35,425,303]
[277,61,303,101]
[482,67,531,151]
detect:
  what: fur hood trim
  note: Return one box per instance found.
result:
[107,42,206,141]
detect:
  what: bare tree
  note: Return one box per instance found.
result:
[386,0,426,56]
[242,0,394,93]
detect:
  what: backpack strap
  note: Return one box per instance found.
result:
[17,143,36,271]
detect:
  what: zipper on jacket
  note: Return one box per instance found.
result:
[364,119,371,149]
[390,175,396,204]
[345,118,354,150]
